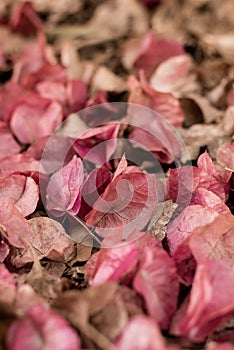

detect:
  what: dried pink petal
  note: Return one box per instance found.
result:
[0,174,39,217]
[46,155,84,216]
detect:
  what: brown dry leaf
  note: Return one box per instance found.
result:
[88,0,148,37]
[70,244,92,264]
[91,66,126,93]
[202,34,234,64]
[118,285,144,318]
[182,93,222,124]
[148,200,178,241]
[91,289,128,340]
[0,302,17,350]
[15,284,46,313]
[41,261,66,278]
[220,106,234,135]
[60,40,81,80]
[121,37,141,71]
[195,60,230,90]
[48,0,148,47]
[0,27,29,56]
[29,0,82,23]
[179,106,234,159]
[28,217,76,262]
[26,247,63,301]
[52,282,122,350]
[180,97,204,128]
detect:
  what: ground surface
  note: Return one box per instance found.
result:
[0,1,234,350]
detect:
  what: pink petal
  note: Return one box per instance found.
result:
[21,64,67,89]
[85,170,158,237]
[133,246,179,329]
[0,174,39,217]
[116,316,177,350]
[10,98,63,144]
[173,213,234,286]
[150,54,192,92]
[90,242,139,286]
[9,1,44,36]
[192,188,230,214]
[127,103,182,164]
[166,166,200,206]
[0,124,21,160]
[188,213,234,269]
[73,123,120,164]
[66,79,88,113]
[0,82,26,123]
[12,39,47,85]
[7,304,81,350]
[128,72,184,128]
[46,155,84,216]
[0,200,35,248]
[36,80,67,105]
[171,260,234,342]
[216,142,234,173]
[166,205,219,255]
[0,153,40,177]
[79,165,112,219]
[197,152,230,201]
[133,31,184,78]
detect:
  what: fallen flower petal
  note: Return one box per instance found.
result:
[85,169,158,237]
[150,54,192,93]
[132,31,184,78]
[7,304,81,350]
[10,98,63,144]
[166,205,219,255]
[116,315,178,350]
[0,174,39,217]
[216,142,234,173]
[0,124,21,160]
[133,246,179,329]
[73,123,120,165]
[89,242,139,286]
[171,260,234,342]
[128,72,184,127]
[46,155,84,216]
[0,153,40,177]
